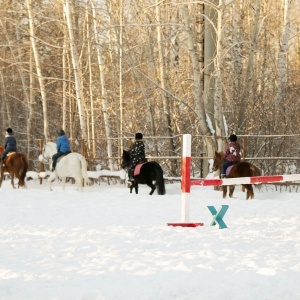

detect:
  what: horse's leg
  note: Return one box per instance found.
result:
[129,183,134,193]
[222,186,227,198]
[229,185,235,198]
[77,177,83,192]
[243,184,254,200]
[0,168,3,188]
[11,172,15,189]
[61,177,66,191]
[134,182,138,194]
[148,182,156,195]
[48,173,56,191]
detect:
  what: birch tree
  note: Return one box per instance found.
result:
[180,4,215,170]
[64,0,88,142]
[91,0,115,170]
[26,0,49,140]
[275,0,293,118]
[155,0,177,175]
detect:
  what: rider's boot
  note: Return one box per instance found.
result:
[128,170,134,182]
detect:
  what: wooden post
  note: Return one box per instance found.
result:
[38,139,44,185]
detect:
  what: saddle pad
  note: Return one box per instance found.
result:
[7,152,16,157]
[134,162,147,176]
[226,165,233,176]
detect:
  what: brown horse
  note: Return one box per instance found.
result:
[0,152,28,188]
[212,151,261,200]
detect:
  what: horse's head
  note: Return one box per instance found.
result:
[121,149,130,169]
[39,142,56,163]
[212,151,223,172]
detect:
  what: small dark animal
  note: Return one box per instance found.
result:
[212,151,261,200]
[121,150,166,195]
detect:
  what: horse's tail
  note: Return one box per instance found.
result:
[250,164,261,176]
[80,155,91,186]
[19,154,28,187]
[154,163,166,195]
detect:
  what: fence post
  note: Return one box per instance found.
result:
[38,139,44,185]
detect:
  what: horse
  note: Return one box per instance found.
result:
[121,149,166,195]
[212,151,261,200]
[0,151,28,189]
[39,141,90,191]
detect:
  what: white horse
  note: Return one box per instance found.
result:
[39,142,90,191]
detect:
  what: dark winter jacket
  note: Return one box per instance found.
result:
[56,135,71,153]
[129,140,146,165]
[4,135,17,152]
[223,141,241,162]
[1,134,17,160]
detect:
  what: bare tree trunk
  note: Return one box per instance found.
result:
[91,0,114,170]
[64,0,88,142]
[275,0,293,113]
[213,3,226,151]
[180,4,215,176]
[62,36,67,132]
[26,0,49,140]
[239,0,260,131]
[155,0,177,175]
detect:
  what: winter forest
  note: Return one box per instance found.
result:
[0,0,300,177]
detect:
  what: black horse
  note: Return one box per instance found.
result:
[121,150,166,195]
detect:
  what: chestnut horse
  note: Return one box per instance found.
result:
[0,150,28,188]
[212,151,261,200]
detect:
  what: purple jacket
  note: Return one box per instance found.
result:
[223,142,241,162]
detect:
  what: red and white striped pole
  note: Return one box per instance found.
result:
[181,134,191,222]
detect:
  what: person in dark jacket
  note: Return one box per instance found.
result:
[51,129,71,172]
[1,128,17,166]
[128,133,146,181]
[221,134,241,178]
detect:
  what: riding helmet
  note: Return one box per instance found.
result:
[229,134,237,142]
[58,129,65,136]
[135,133,143,140]
[6,128,13,135]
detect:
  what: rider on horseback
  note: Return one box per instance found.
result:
[221,134,241,178]
[51,129,71,172]
[128,133,147,182]
[1,128,17,167]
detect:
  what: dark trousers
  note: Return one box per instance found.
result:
[221,160,233,176]
[52,151,70,170]
[128,162,136,179]
[1,149,16,161]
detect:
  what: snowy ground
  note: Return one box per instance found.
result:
[0,177,299,300]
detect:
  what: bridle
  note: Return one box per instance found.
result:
[40,144,51,164]
[121,151,130,169]
[212,153,223,172]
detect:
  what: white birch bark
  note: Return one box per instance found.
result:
[64,0,88,142]
[239,0,260,130]
[180,4,215,172]
[91,0,114,170]
[26,0,49,140]
[213,2,226,151]
[155,0,177,175]
[275,0,293,109]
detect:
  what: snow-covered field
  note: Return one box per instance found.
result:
[0,177,299,300]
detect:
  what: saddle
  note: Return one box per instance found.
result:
[57,151,71,163]
[1,151,16,167]
[134,162,147,176]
